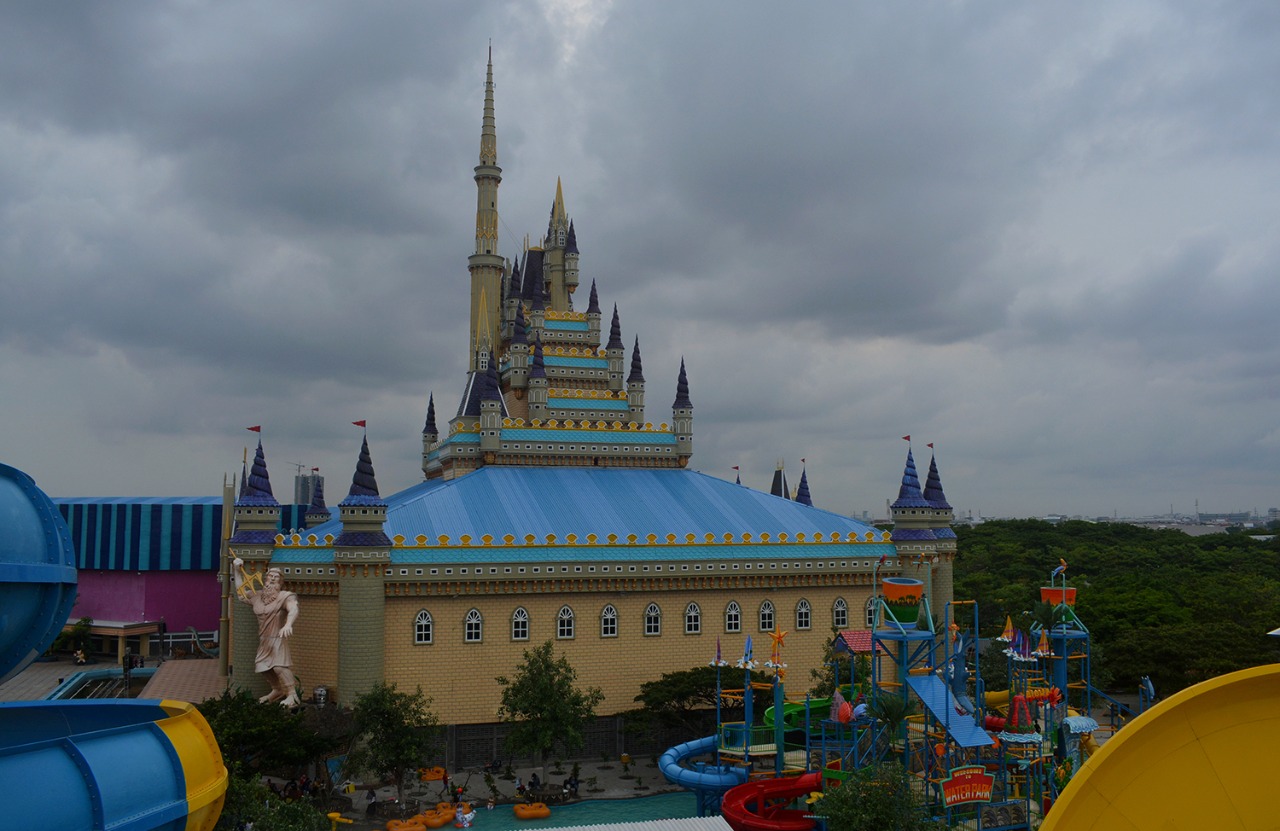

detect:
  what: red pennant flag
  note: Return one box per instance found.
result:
[902,435,911,442]
[731,465,740,471]
[927,442,934,448]
[246,425,262,433]
[352,420,367,428]
[801,458,806,464]
[311,467,319,472]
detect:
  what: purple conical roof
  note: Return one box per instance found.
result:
[522,249,543,303]
[566,220,579,254]
[237,440,279,507]
[344,435,381,500]
[796,469,813,506]
[481,354,503,401]
[672,359,692,409]
[628,336,645,384]
[587,280,600,315]
[923,453,952,510]
[530,335,547,380]
[423,394,437,435]
[509,255,522,299]
[606,305,624,350]
[308,476,329,513]
[892,449,931,509]
[512,304,528,345]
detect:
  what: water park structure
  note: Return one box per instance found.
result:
[0,462,228,830]
[657,554,1189,831]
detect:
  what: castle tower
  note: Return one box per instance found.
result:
[503,254,522,342]
[228,439,281,699]
[923,450,957,614]
[627,336,646,425]
[605,305,625,392]
[795,466,813,507]
[305,474,331,526]
[508,304,530,394]
[334,434,391,704]
[479,356,504,460]
[542,179,577,310]
[890,447,941,612]
[673,359,693,465]
[528,335,548,421]
[420,394,438,478]
[770,461,790,500]
[586,280,601,343]
[468,49,504,371]
[524,249,546,338]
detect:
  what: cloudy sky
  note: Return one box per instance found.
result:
[2,2,1277,520]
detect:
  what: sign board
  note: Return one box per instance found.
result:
[942,764,994,807]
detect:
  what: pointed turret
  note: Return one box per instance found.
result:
[480,355,503,456]
[523,248,546,337]
[421,391,439,480]
[305,474,331,525]
[528,335,548,421]
[796,468,813,507]
[923,453,952,511]
[770,461,790,500]
[566,220,579,254]
[468,50,505,370]
[890,448,937,567]
[230,439,281,546]
[627,336,646,425]
[586,279,602,343]
[672,359,693,464]
[508,304,530,393]
[503,254,523,341]
[335,434,391,546]
[605,305,625,392]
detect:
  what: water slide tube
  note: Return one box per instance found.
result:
[1042,663,1280,830]
[0,698,227,830]
[719,771,822,831]
[0,461,228,830]
[659,736,749,791]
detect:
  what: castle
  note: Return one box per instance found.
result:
[228,54,956,729]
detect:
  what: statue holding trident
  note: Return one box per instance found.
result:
[232,557,300,706]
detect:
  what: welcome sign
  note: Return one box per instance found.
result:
[941,765,995,807]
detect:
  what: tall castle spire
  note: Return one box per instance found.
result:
[468,47,505,371]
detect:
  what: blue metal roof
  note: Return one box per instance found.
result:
[545,319,590,331]
[548,398,630,411]
[545,356,608,369]
[292,467,890,558]
[500,429,676,444]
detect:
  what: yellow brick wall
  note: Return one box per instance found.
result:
[381,584,876,725]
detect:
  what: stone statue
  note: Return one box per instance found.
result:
[233,558,300,706]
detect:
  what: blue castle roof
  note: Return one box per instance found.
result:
[279,467,893,563]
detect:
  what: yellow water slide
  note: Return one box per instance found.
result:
[1042,663,1280,830]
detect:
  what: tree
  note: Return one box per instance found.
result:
[631,665,723,734]
[814,762,945,831]
[497,640,604,779]
[347,683,441,805]
[200,688,333,775]
[216,775,327,831]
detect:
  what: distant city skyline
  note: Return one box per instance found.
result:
[0,4,1276,518]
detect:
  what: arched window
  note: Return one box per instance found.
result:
[833,597,849,629]
[557,605,575,639]
[465,608,483,643]
[600,604,618,638]
[644,603,662,636]
[725,601,741,633]
[685,602,702,635]
[795,599,811,630]
[511,607,529,641]
[414,610,432,645]
[759,600,775,632]
[865,596,880,628]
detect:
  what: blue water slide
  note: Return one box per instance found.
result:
[659,735,749,814]
[0,462,227,830]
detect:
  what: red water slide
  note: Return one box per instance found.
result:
[719,771,823,831]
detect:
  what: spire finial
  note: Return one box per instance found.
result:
[672,358,692,409]
[587,279,600,314]
[923,448,952,510]
[628,336,645,383]
[423,393,438,435]
[607,305,624,350]
[348,435,380,498]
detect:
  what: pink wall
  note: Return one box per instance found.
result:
[72,570,221,631]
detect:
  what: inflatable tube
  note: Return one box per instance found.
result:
[513,802,551,820]
[420,765,446,781]
[0,462,78,684]
[0,698,228,831]
[659,735,749,791]
[720,771,822,831]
